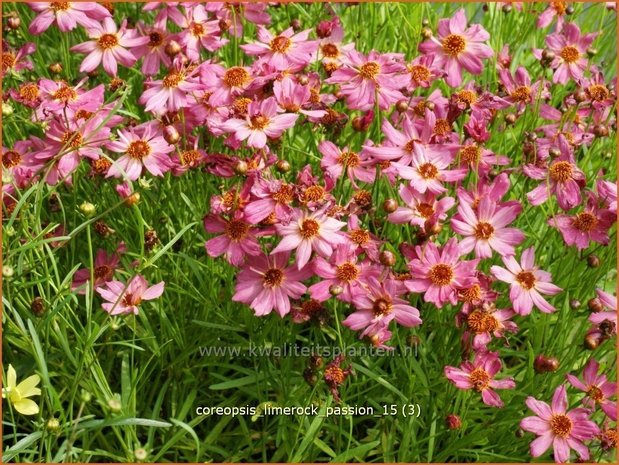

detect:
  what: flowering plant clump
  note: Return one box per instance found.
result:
[1,2,617,463]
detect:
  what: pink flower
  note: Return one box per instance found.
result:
[499,66,549,110]
[273,78,326,118]
[1,40,36,76]
[204,213,262,266]
[418,9,493,87]
[405,238,479,308]
[201,64,254,106]
[388,184,454,229]
[28,2,110,35]
[271,208,348,269]
[232,251,311,317]
[537,1,570,29]
[457,303,518,352]
[596,179,617,213]
[318,141,375,186]
[525,138,586,211]
[588,288,617,337]
[174,4,228,60]
[241,26,317,70]
[405,54,443,90]
[545,23,598,84]
[444,351,515,407]
[36,78,105,117]
[451,196,524,259]
[71,18,149,76]
[343,277,422,338]
[106,123,174,180]
[222,97,298,149]
[325,50,408,110]
[132,18,173,76]
[139,63,202,115]
[548,193,615,250]
[520,385,600,462]
[72,247,123,294]
[490,247,562,315]
[308,244,378,303]
[567,359,617,420]
[97,275,165,315]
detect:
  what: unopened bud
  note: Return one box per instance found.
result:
[276,159,290,173]
[379,250,396,267]
[163,125,180,145]
[235,160,248,175]
[446,414,462,430]
[165,40,181,57]
[587,254,600,268]
[534,355,560,373]
[383,198,398,213]
[7,14,20,30]
[588,298,603,313]
[329,284,343,296]
[79,201,96,217]
[396,100,409,112]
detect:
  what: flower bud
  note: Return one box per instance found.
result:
[548,147,561,158]
[379,250,396,267]
[107,397,122,413]
[7,14,21,30]
[303,367,317,386]
[593,124,609,137]
[316,20,334,38]
[588,298,603,313]
[534,355,560,373]
[125,192,141,206]
[446,414,462,430]
[235,160,248,175]
[422,18,430,26]
[502,3,512,13]
[46,418,61,433]
[383,198,398,213]
[396,100,409,112]
[569,299,581,309]
[329,284,343,296]
[2,265,14,278]
[2,103,14,116]
[290,19,301,31]
[584,333,600,350]
[276,159,290,173]
[504,113,517,125]
[165,40,181,57]
[80,390,92,403]
[79,201,96,217]
[421,27,432,39]
[573,90,587,103]
[163,125,180,145]
[31,297,45,317]
[134,448,148,461]
[566,5,575,14]
[587,254,600,268]
[541,49,555,61]
[298,75,309,85]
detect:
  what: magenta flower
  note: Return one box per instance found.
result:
[418,8,493,87]
[318,141,375,186]
[72,247,123,294]
[537,1,570,29]
[444,351,515,407]
[458,303,518,352]
[241,26,317,71]
[1,40,36,76]
[499,66,548,110]
[273,78,327,118]
[343,277,422,338]
[405,238,479,308]
[597,179,617,213]
[106,123,174,180]
[204,213,262,266]
[490,247,562,315]
[308,244,378,303]
[232,251,311,317]
[325,50,408,110]
[222,97,298,149]
[140,65,202,115]
[567,359,617,421]
[71,18,149,76]
[97,275,165,316]
[201,64,254,106]
[132,17,172,76]
[451,196,524,259]
[271,208,348,269]
[28,2,110,35]
[520,385,600,462]
[388,184,454,229]
[173,4,228,60]
[545,23,598,84]
[548,193,615,250]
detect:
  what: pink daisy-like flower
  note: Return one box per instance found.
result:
[232,251,312,317]
[537,1,570,29]
[388,184,455,229]
[596,179,617,213]
[241,26,317,71]
[567,359,617,421]
[544,22,598,84]
[588,288,617,337]
[490,247,562,315]
[222,97,298,149]
[271,208,348,269]
[106,124,174,181]
[132,17,173,76]
[174,4,228,61]
[1,40,36,77]
[418,8,493,87]
[72,247,123,295]
[325,50,408,111]
[405,238,479,308]
[97,275,165,316]
[548,193,615,250]
[343,277,422,338]
[499,66,549,111]
[204,212,262,266]
[318,141,375,186]
[28,2,110,35]
[520,385,600,463]
[405,54,443,90]
[71,18,149,76]
[201,64,254,106]
[451,196,524,259]
[457,302,518,352]
[444,351,515,407]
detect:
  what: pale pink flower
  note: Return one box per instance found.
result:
[537,1,570,29]
[1,41,36,76]
[201,64,254,106]
[444,351,515,407]
[97,275,165,315]
[71,18,149,76]
[28,2,110,35]
[545,23,598,84]
[241,26,318,71]
[520,385,600,462]
[174,4,228,60]
[405,238,479,308]
[499,66,549,110]
[319,141,375,186]
[204,213,262,266]
[232,251,311,317]
[457,303,518,352]
[418,9,493,87]
[490,247,562,315]
[222,97,298,149]
[567,359,617,421]
[139,64,202,115]
[106,124,174,180]
[132,18,172,76]
[271,208,348,269]
[451,196,524,259]
[388,184,454,229]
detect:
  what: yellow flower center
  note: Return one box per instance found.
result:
[409,64,431,83]
[2,150,21,168]
[560,45,580,63]
[339,151,360,168]
[163,72,184,89]
[516,271,536,290]
[225,219,249,241]
[429,264,454,286]
[335,262,359,282]
[550,414,573,438]
[126,140,151,159]
[512,86,532,103]
[549,161,573,182]
[372,297,393,316]
[572,212,598,232]
[299,219,320,239]
[223,67,251,88]
[359,61,381,80]
[270,36,291,53]
[321,43,339,58]
[418,162,439,179]
[61,131,83,149]
[469,367,491,391]
[263,268,284,287]
[460,145,481,164]
[98,33,119,50]
[442,34,466,56]
[474,222,495,240]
